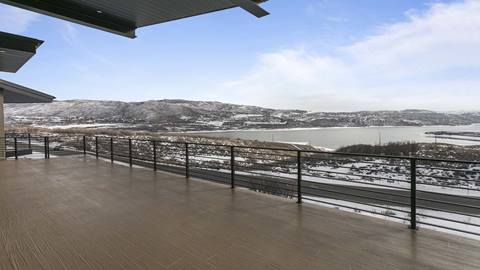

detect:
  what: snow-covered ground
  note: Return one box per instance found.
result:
[187,153,480,197]
[11,151,57,160]
[33,123,133,129]
[304,196,480,240]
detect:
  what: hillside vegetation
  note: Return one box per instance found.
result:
[337,142,480,161]
[6,99,480,132]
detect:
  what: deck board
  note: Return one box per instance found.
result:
[0,156,479,270]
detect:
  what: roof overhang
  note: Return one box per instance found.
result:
[0,79,55,103]
[0,0,270,39]
[0,31,43,73]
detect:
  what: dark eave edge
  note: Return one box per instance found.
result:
[0,0,136,38]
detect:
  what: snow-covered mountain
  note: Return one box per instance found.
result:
[5,99,480,131]
[5,99,294,122]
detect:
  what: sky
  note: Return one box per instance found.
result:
[0,0,478,112]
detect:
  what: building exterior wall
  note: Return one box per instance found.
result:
[0,89,4,160]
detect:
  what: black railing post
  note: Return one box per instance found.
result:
[129,138,132,167]
[44,137,48,159]
[27,133,31,149]
[297,151,302,204]
[410,158,417,230]
[14,137,18,160]
[95,136,99,159]
[110,137,114,163]
[185,143,189,178]
[230,146,235,189]
[153,141,157,171]
[47,137,50,159]
[83,136,86,155]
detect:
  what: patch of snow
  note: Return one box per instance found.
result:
[304,196,480,240]
[33,123,121,129]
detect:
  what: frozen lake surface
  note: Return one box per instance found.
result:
[193,124,480,149]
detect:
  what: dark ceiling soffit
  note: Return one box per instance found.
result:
[0,31,43,53]
[0,0,268,39]
[138,3,261,30]
[0,0,136,38]
[232,0,269,18]
[0,32,43,73]
[0,49,35,73]
[0,79,55,103]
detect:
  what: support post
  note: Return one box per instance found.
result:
[129,138,132,167]
[0,89,4,160]
[95,137,99,159]
[46,137,50,159]
[14,137,18,160]
[83,136,86,155]
[185,143,189,178]
[297,151,302,204]
[153,141,157,171]
[44,137,48,159]
[230,146,235,189]
[410,158,417,230]
[110,137,114,163]
[28,133,31,149]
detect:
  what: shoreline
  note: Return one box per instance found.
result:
[178,123,480,134]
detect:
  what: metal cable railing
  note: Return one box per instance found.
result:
[4,133,480,238]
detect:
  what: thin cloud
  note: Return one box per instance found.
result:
[306,0,331,15]
[60,22,79,46]
[219,0,480,112]
[0,4,39,33]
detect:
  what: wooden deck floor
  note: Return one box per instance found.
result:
[0,156,479,270]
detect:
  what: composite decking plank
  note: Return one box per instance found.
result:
[0,156,479,270]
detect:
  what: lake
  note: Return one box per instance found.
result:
[192,125,480,149]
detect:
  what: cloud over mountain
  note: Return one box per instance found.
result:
[220,0,480,112]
